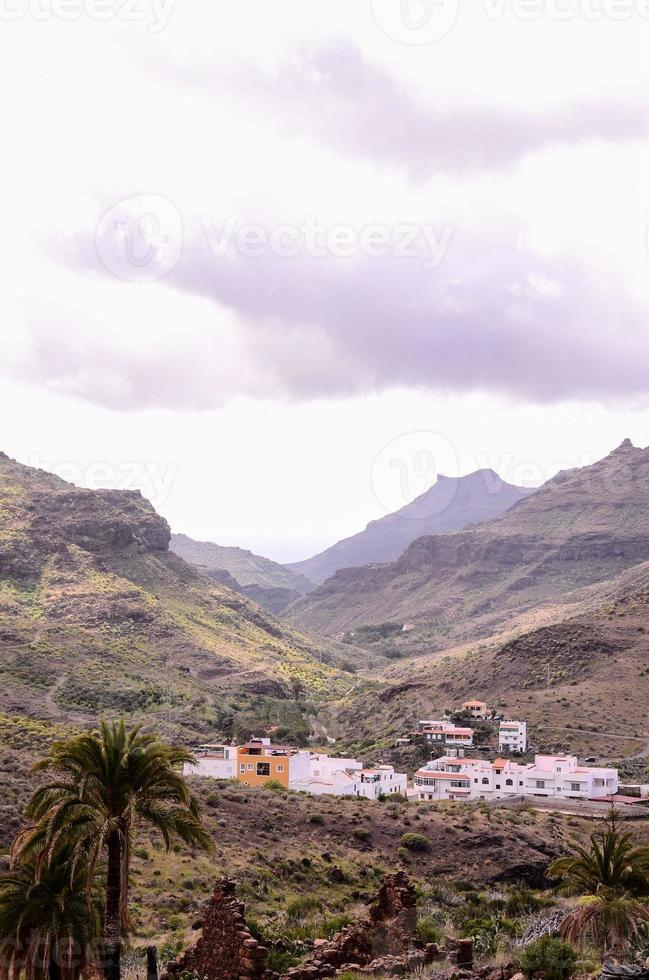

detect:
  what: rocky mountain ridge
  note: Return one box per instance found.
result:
[288,468,533,584]
[288,439,649,653]
[170,532,314,613]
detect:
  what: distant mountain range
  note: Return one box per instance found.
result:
[287,469,533,584]
[288,439,649,652]
[169,533,315,614]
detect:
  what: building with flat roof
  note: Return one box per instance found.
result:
[417,719,474,747]
[414,754,618,803]
[184,739,407,799]
[498,720,527,753]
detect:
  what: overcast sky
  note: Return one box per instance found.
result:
[2,0,649,561]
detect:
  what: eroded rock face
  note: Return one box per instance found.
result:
[165,877,268,980]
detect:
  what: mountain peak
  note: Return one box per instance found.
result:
[613,437,635,452]
[289,466,532,583]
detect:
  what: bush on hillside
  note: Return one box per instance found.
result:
[400,832,431,852]
[520,935,577,980]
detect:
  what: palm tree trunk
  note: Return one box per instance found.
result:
[102,831,122,980]
[48,944,61,980]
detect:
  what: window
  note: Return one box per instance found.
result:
[482,777,489,784]
[506,779,513,786]
[239,764,245,774]
[570,782,580,792]
[277,765,285,773]
[256,762,270,777]
[519,781,523,786]
[536,780,545,789]
[496,784,501,790]
[247,763,254,771]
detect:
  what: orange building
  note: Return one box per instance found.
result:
[236,738,309,788]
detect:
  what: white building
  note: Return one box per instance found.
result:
[184,744,237,780]
[499,720,527,753]
[355,765,408,800]
[309,752,363,780]
[184,743,407,800]
[418,719,474,748]
[414,754,618,803]
[291,768,362,797]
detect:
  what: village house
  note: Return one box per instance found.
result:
[236,739,311,788]
[184,739,407,799]
[461,699,489,719]
[414,753,618,803]
[292,762,407,799]
[417,719,474,748]
[498,720,527,753]
[184,738,310,789]
[183,743,238,780]
[355,765,408,799]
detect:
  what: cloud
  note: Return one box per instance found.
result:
[23,200,649,410]
[164,38,649,177]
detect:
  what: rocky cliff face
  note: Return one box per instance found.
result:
[0,454,170,580]
[288,440,649,651]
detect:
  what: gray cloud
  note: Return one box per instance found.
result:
[166,38,649,176]
[24,207,649,410]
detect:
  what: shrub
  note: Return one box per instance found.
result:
[322,913,352,938]
[397,847,411,863]
[418,916,443,945]
[286,895,322,922]
[352,827,371,842]
[520,936,577,980]
[400,832,431,852]
[267,950,300,972]
[307,813,324,824]
[263,779,286,793]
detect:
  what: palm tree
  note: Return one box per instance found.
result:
[0,844,102,980]
[13,721,211,980]
[560,890,649,954]
[548,828,649,898]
